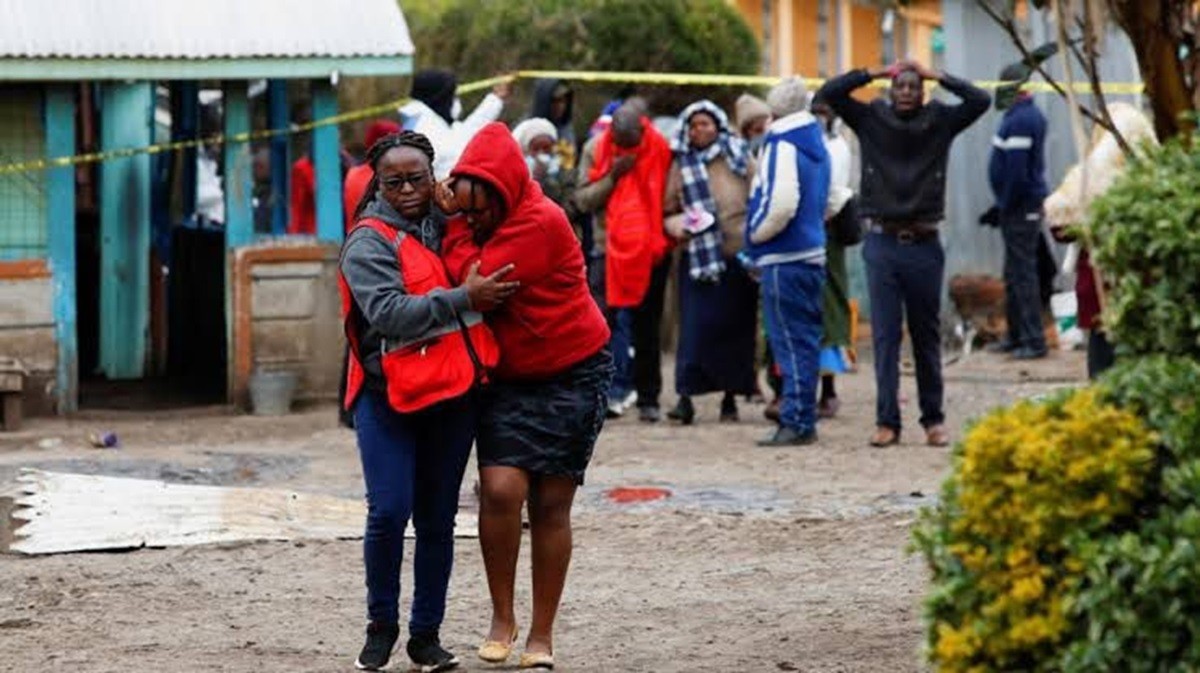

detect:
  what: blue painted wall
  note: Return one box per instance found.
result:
[99,81,153,379]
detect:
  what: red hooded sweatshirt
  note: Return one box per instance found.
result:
[443,122,610,381]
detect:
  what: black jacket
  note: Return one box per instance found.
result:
[817,69,990,223]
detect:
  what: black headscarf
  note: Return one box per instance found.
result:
[410,69,457,125]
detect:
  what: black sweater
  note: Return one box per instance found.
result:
[817,69,990,224]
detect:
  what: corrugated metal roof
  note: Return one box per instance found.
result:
[0,0,413,59]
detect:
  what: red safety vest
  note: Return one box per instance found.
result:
[340,218,500,413]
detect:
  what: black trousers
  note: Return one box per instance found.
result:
[630,257,672,410]
[589,254,672,410]
[1001,209,1048,351]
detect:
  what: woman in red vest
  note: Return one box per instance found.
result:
[339,131,518,672]
[439,122,612,671]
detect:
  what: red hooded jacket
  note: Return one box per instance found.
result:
[443,122,610,380]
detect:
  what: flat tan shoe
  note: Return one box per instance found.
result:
[519,651,555,670]
[926,425,950,447]
[869,426,900,447]
[478,626,519,663]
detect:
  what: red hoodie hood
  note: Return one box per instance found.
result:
[441,122,610,380]
[450,121,539,216]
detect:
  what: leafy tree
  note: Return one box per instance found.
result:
[404,0,760,119]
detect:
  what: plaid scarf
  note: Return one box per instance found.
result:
[673,100,750,283]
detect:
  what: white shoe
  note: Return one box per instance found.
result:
[621,390,638,411]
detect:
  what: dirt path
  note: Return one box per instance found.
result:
[0,351,1086,672]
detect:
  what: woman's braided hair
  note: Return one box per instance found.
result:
[352,130,436,221]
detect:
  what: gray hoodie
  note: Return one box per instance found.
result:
[340,196,471,383]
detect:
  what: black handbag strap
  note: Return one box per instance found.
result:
[455,312,488,385]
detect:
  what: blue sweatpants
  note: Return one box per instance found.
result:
[761,262,825,434]
[353,389,476,632]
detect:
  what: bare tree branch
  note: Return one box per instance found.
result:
[1078,0,1133,155]
[974,0,1129,149]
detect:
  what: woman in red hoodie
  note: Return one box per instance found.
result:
[439,122,612,670]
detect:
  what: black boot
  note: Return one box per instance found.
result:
[667,396,695,425]
[719,393,739,422]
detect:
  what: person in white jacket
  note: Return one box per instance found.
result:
[399,69,511,179]
[811,92,857,420]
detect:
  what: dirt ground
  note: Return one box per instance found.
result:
[0,350,1087,672]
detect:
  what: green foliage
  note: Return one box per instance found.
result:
[913,388,1157,672]
[1060,357,1200,672]
[402,0,760,120]
[1089,135,1200,359]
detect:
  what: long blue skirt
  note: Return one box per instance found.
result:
[675,261,759,396]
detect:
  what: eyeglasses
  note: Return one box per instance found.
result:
[380,173,430,191]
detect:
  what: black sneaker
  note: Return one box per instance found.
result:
[756,426,818,447]
[638,405,662,423]
[355,621,399,671]
[1009,346,1048,360]
[407,632,460,672]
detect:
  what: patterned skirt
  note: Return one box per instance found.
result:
[477,348,613,485]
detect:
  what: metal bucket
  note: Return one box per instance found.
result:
[248,370,298,416]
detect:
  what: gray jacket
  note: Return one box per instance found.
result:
[340,197,470,383]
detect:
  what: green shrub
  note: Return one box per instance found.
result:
[913,388,1157,672]
[1060,357,1200,671]
[1089,136,1200,359]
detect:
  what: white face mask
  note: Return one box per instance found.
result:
[525,152,560,177]
[451,97,463,121]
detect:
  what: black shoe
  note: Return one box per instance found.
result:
[756,426,818,447]
[638,405,661,423]
[719,394,739,423]
[1010,346,1048,360]
[985,339,1017,354]
[407,632,460,672]
[666,396,695,425]
[355,621,400,671]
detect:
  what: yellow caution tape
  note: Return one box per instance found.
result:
[0,70,1144,176]
[521,69,1145,94]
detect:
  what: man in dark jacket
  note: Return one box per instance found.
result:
[988,64,1050,360]
[818,60,989,449]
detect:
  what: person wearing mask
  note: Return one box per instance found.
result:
[986,64,1050,360]
[339,131,518,672]
[527,79,577,171]
[574,102,674,422]
[344,119,403,232]
[745,77,831,446]
[512,118,577,218]
[810,93,857,420]
[662,100,758,424]
[735,93,772,157]
[818,61,990,448]
[399,69,511,179]
[438,122,612,671]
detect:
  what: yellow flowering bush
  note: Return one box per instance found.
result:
[914,387,1157,672]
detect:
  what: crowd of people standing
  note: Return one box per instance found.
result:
[334,61,1034,671]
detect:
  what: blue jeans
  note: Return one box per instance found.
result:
[354,389,476,632]
[761,262,825,434]
[608,308,634,399]
[863,231,945,431]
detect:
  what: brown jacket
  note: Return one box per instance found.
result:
[572,135,613,255]
[663,155,755,260]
